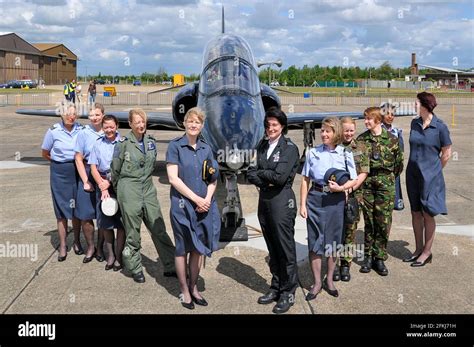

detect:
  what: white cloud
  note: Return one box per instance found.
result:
[0,0,470,76]
[99,49,128,60]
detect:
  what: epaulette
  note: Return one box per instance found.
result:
[147,134,156,141]
[50,124,58,130]
[119,137,127,142]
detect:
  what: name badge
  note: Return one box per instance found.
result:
[147,141,156,150]
[273,151,280,162]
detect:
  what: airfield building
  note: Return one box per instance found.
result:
[0,33,77,85]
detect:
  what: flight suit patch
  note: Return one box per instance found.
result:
[147,141,156,150]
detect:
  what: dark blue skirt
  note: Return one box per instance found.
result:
[50,160,77,220]
[95,186,124,230]
[75,165,97,220]
[170,195,220,257]
[306,189,345,256]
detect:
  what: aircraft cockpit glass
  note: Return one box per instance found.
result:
[200,58,259,96]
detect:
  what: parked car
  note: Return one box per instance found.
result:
[95,79,106,85]
[162,81,172,85]
[18,79,37,88]
[133,80,141,86]
[0,80,21,88]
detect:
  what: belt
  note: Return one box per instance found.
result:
[311,183,330,193]
[99,171,111,180]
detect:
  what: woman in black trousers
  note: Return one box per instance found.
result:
[247,107,300,314]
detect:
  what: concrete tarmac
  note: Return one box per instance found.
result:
[0,104,472,315]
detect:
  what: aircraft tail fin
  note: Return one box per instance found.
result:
[222,6,225,34]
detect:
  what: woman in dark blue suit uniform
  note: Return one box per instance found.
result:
[247,107,300,314]
[41,105,83,261]
[166,107,220,310]
[405,92,452,267]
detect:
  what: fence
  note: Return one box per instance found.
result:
[0,93,51,106]
[2,91,472,107]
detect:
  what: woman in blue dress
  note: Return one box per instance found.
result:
[405,92,452,267]
[41,105,83,261]
[300,117,358,300]
[166,107,220,310]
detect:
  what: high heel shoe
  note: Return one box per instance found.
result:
[403,254,420,262]
[73,243,84,255]
[305,286,322,301]
[83,248,96,263]
[179,294,195,310]
[323,278,339,297]
[191,293,208,306]
[105,263,114,271]
[58,253,67,262]
[113,264,123,272]
[411,254,432,267]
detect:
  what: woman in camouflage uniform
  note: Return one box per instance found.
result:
[357,107,403,277]
[333,117,369,282]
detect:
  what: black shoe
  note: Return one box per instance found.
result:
[272,296,294,314]
[133,271,145,283]
[58,254,67,262]
[113,264,123,272]
[323,278,339,297]
[163,271,177,278]
[257,291,279,305]
[73,244,84,255]
[179,294,195,310]
[83,249,96,264]
[333,265,341,281]
[191,294,208,306]
[411,254,432,267]
[105,263,114,271]
[95,253,105,262]
[340,266,351,282]
[305,285,322,301]
[373,259,388,276]
[359,257,372,273]
[403,254,421,262]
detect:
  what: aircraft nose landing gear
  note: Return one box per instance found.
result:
[220,173,248,241]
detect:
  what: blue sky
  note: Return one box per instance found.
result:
[1,0,472,76]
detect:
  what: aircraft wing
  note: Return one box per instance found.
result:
[287,111,363,125]
[287,109,416,126]
[16,109,181,130]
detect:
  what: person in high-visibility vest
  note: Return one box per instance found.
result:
[64,81,70,102]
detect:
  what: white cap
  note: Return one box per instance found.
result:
[101,197,118,216]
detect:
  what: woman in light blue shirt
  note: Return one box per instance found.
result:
[74,103,105,263]
[89,115,125,271]
[41,105,83,262]
[300,117,358,300]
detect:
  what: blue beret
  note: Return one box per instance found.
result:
[324,168,350,185]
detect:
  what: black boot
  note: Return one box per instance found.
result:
[333,265,341,281]
[373,258,388,276]
[359,256,372,273]
[340,265,351,281]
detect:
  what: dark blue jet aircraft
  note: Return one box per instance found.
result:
[16,8,415,241]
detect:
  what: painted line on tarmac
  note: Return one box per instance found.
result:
[0,161,45,169]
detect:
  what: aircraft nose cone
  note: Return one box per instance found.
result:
[199,94,264,168]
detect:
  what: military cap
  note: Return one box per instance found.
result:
[324,168,350,186]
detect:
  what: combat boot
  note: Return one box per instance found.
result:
[359,256,372,273]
